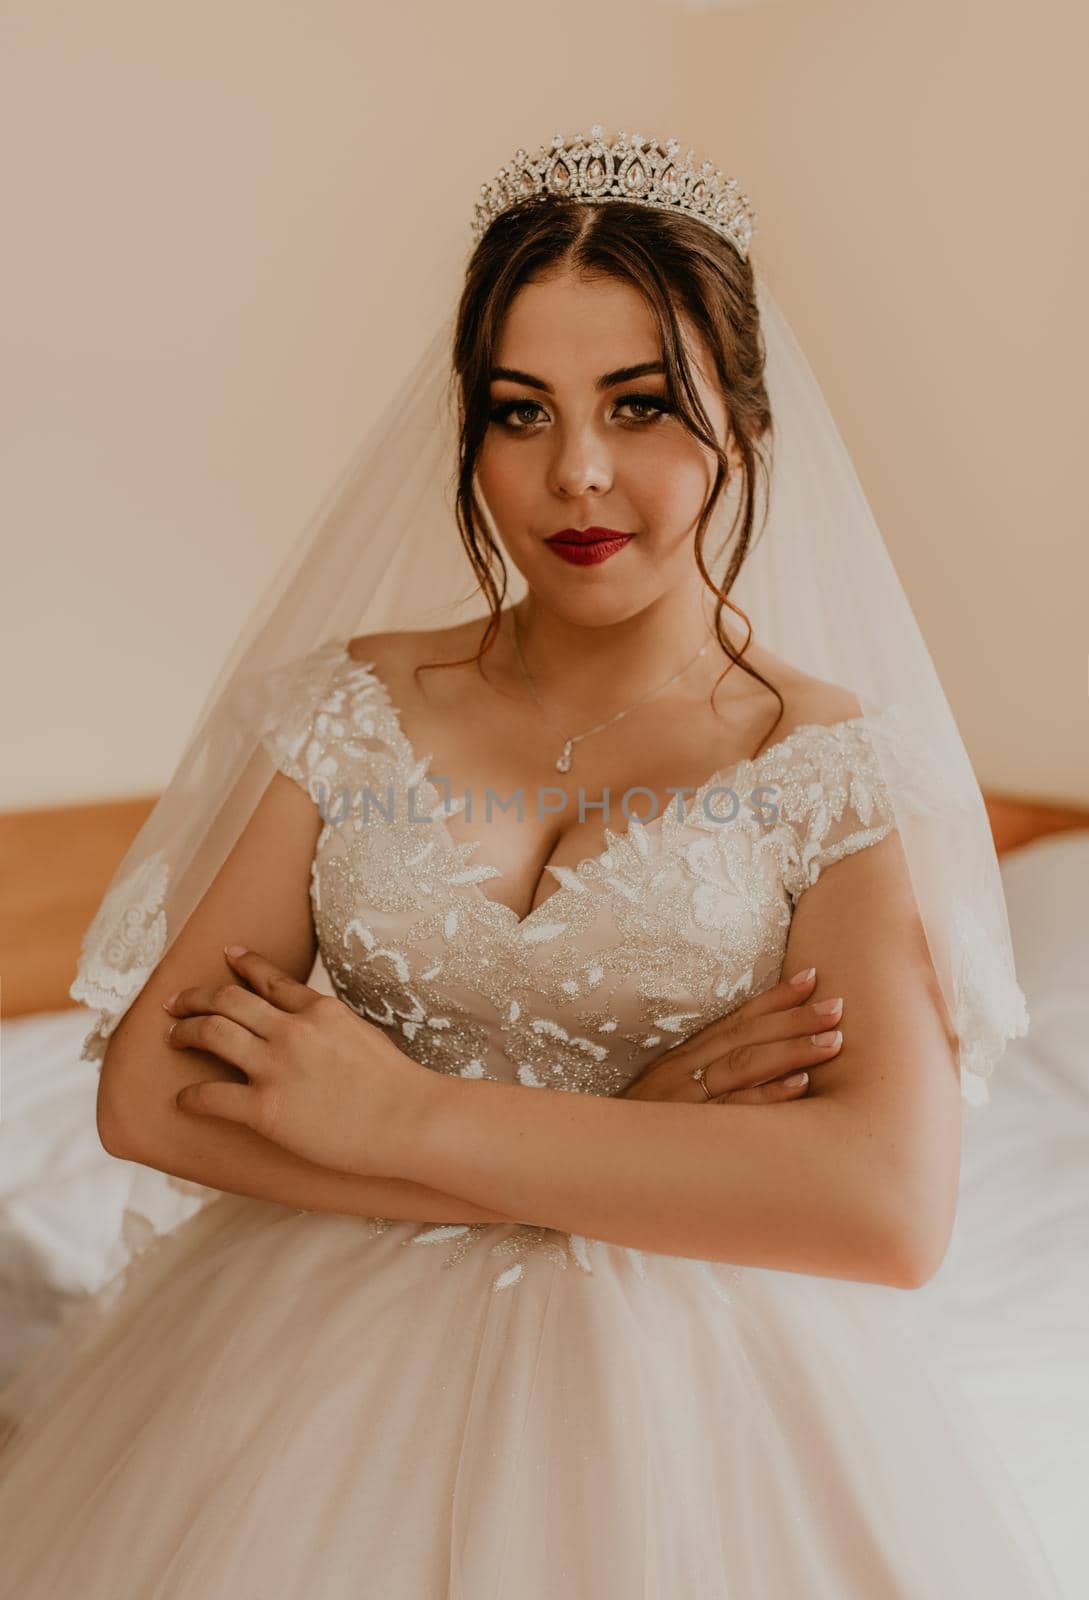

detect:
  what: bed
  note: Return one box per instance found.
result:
[1,786,1086,1593]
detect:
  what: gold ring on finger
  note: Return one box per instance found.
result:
[691,1065,714,1101]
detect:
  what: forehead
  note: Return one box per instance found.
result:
[494,268,714,391]
[495,271,662,364]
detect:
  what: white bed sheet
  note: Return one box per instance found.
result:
[912,831,1089,1594]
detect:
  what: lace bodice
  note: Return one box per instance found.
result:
[261,640,899,1102]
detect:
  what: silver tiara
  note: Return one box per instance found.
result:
[471,123,756,260]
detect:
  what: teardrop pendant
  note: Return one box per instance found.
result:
[556,740,574,774]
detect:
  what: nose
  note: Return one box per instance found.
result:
[548,428,613,499]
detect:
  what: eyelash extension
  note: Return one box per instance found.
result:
[487,393,674,431]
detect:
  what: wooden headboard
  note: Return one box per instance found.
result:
[2,787,1088,1023]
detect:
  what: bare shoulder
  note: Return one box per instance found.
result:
[740,639,866,748]
[345,623,488,707]
[788,671,866,729]
[345,628,414,669]
[346,623,467,667]
[345,627,428,691]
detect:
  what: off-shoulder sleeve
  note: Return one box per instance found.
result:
[250,642,407,816]
[252,642,348,796]
[771,716,899,908]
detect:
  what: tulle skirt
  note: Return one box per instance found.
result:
[0,1191,1063,1598]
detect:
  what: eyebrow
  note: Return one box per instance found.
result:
[488,360,666,394]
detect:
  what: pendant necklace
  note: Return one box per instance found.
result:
[510,611,710,774]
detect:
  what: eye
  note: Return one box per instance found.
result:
[488,398,547,431]
[487,393,674,432]
[616,394,673,424]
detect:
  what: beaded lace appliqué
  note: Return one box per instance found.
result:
[69,848,171,1064]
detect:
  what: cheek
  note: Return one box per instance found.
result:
[476,443,547,538]
[629,435,715,518]
[475,440,526,510]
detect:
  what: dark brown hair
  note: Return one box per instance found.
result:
[416,193,783,740]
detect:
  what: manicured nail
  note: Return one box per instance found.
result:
[790,967,816,987]
[813,997,843,1018]
[224,944,247,959]
[160,992,180,1013]
[784,1071,808,1087]
[811,1029,842,1047]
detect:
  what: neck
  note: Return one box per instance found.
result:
[500,586,735,714]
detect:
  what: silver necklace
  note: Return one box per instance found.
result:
[510,613,711,774]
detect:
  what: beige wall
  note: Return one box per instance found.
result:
[5,0,1086,809]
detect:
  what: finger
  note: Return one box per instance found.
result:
[671,970,820,1062]
[729,994,845,1051]
[223,946,314,1015]
[176,1080,257,1124]
[701,994,846,1062]
[738,967,818,1021]
[713,1070,811,1105]
[163,980,278,1040]
[167,1013,264,1077]
[744,988,845,1044]
[696,1029,843,1100]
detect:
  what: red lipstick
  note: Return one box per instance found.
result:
[544,526,634,567]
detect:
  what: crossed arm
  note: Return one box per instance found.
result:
[100,773,961,1289]
[383,829,961,1287]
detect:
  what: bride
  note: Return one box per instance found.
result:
[0,124,1062,1595]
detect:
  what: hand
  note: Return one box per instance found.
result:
[164,946,435,1176]
[616,968,843,1105]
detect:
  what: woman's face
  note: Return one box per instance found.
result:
[476,266,737,620]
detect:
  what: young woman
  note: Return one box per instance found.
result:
[0,125,1059,1596]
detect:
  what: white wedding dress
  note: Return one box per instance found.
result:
[0,639,1062,1597]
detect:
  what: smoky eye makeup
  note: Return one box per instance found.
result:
[487,392,675,430]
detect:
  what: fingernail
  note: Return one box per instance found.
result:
[790,967,816,987]
[811,1029,842,1047]
[813,997,843,1018]
[161,992,180,1013]
[784,1071,809,1087]
[224,944,247,959]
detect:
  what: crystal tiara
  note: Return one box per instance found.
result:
[470,124,756,260]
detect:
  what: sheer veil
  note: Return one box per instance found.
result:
[69,128,1029,1267]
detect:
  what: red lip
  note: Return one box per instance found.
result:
[545,531,633,567]
[546,526,634,546]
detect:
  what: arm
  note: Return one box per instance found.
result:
[98,767,514,1226]
[395,828,963,1288]
[102,1071,513,1225]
